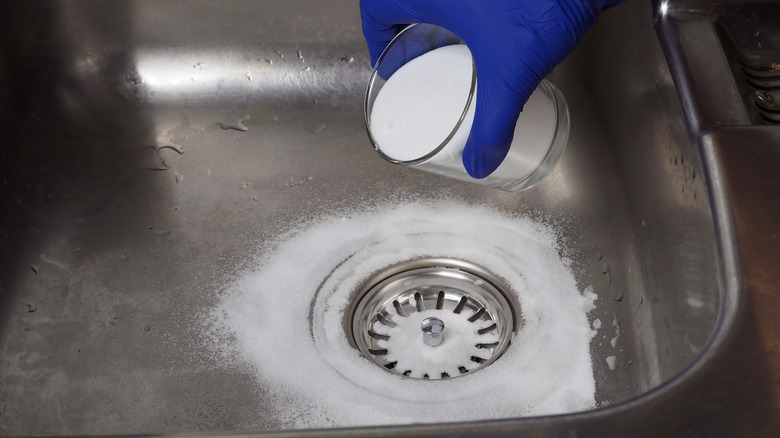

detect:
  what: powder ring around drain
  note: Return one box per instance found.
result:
[350,258,519,380]
[220,203,598,424]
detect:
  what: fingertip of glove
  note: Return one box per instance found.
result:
[462,139,508,179]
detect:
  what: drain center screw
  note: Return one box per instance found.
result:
[421,317,445,347]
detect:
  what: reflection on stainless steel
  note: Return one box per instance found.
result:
[0,0,777,437]
[134,47,369,105]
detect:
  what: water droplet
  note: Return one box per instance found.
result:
[284,176,314,187]
[27,303,37,313]
[157,142,184,155]
[219,115,250,132]
[155,132,185,155]
[304,123,326,134]
[30,265,38,275]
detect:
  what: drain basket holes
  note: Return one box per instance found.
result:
[350,258,518,380]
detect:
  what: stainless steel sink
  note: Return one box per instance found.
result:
[1,0,778,436]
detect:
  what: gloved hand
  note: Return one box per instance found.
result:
[361,0,624,178]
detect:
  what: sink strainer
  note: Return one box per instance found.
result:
[350,258,518,380]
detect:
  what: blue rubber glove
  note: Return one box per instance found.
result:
[361,0,624,178]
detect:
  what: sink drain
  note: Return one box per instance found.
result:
[351,258,517,380]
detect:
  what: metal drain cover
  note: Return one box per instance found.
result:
[351,258,517,380]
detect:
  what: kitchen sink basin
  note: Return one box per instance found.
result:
[1,0,778,436]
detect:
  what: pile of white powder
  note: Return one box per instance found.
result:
[206,200,597,428]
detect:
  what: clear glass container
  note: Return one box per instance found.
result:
[364,23,570,192]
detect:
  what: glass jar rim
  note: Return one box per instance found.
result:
[363,23,478,166]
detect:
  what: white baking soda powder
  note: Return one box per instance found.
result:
[370,45,558,179]
[205,200,598,429]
